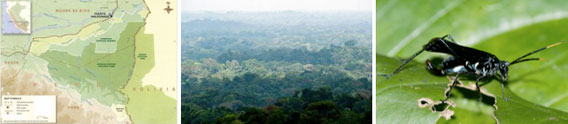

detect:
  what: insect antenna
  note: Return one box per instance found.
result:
[510,58,542,65]
[380,49,425,78]
[510,42,563,65]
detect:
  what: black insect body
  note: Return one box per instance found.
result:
[382,35,562,103]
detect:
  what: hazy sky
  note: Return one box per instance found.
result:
[181,0,372,12]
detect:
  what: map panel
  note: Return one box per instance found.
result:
[0,0,178,123]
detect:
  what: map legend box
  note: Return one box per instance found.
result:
[1,95,56,123]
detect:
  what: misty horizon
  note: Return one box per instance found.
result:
[182,0,371,12]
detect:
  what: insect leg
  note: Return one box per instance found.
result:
[442,73,460,103]
[475,76,486,102]
[501,82,510,101]
[381,49,425,78]
[426,59,443,75]
[442,35,456,42]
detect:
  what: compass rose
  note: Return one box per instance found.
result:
[164,2,173,14]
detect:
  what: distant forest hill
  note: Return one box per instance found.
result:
[181,11,372,124]
[181,11,372,61]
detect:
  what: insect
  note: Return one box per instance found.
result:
[381,35,562,103]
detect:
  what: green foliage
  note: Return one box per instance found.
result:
[182,68,370,109]
[301,101,342,124]
[215,45,370,66]
[182,88,371,124]
[240,108,267,124]
[377,0,568,123]
[181,47,371,85]
[266,107,289,124]
[182,11,372,123]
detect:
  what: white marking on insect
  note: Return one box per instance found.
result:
[453,66,464,72]
[474,62,479,68]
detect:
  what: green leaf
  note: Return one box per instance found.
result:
[378,0,568,62]
[377,55,496,124]
[377,0,568,123]
[472,18,568,123]
[376,55,446,124]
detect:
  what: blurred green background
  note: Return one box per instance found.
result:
[377,0,568,123]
